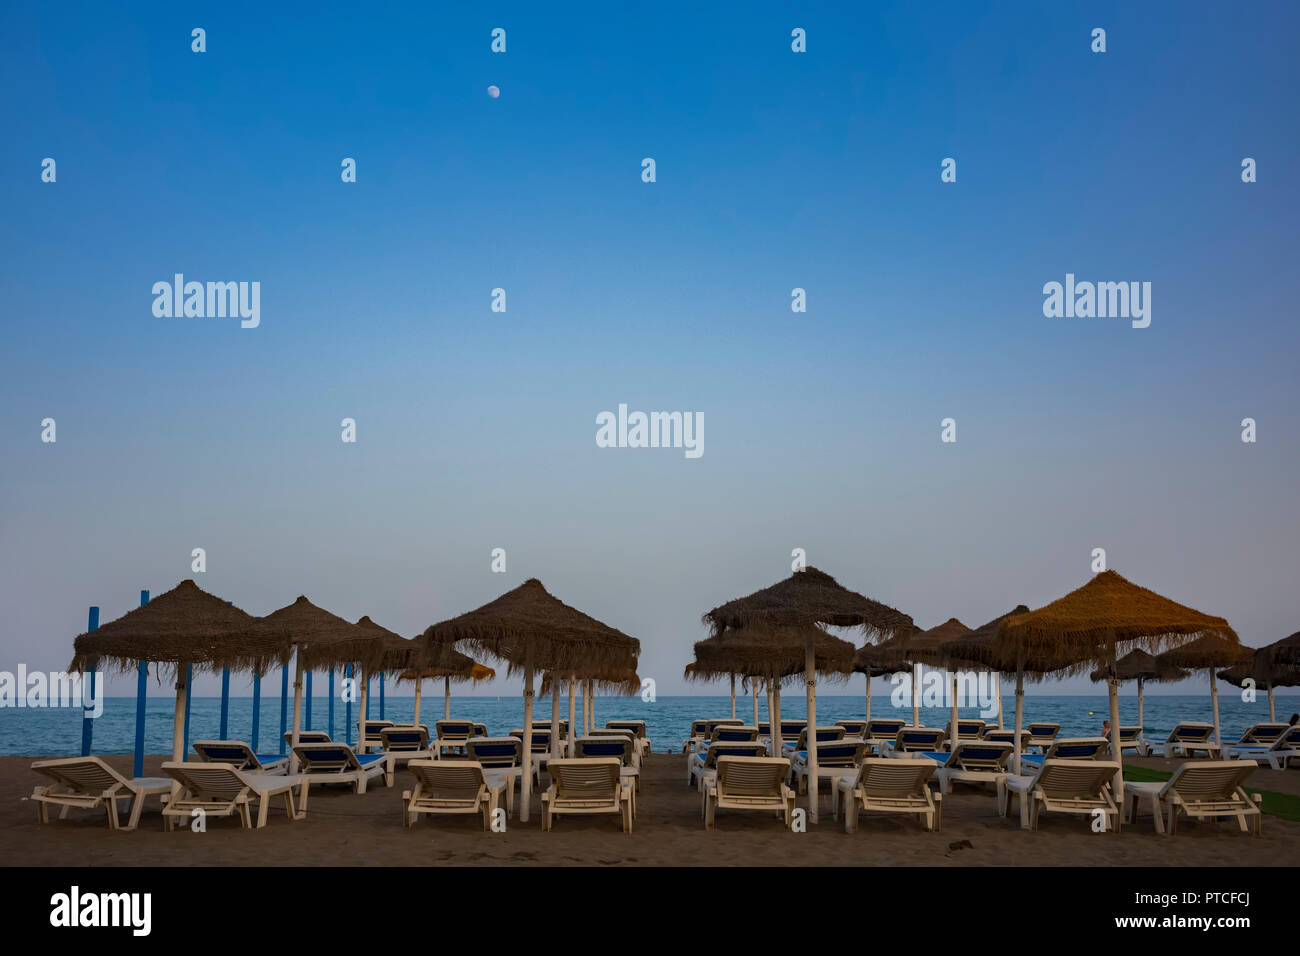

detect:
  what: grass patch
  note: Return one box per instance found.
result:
[1123,765,1300,822]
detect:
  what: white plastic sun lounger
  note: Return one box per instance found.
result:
[780,725,846,757]
[1225,725,1300,770]
[542,758,633,833]
[689,741,769,794]
[999,759,1121,832]
[914,741,1014,795]
[1158,722,1220,758]
[1017,737,1111,773]
[291,741,392,793]
[789,740,868,798]
[192,740,289,775]
[403,760,506,830]
[703,756,796,830]
[379,725,432,766]
[161,761,308,829]
[833,758,942,833]
[30,757,171,831]
[1123,760,1262,836]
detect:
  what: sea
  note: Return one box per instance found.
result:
[1,693,1295,757]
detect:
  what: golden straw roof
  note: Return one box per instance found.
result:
[898,618,971,665]
[940,606,1031,670]
[250,596,375,671]
[1089,649,1188,684]
[70,579,288,676]
[1156,633,1252,671]
[355,615,423,674]
[702,567,914,639]
[688,623,855,684]
[540,667,641,696]
[996,571,1238,672]
[422,578,640,676]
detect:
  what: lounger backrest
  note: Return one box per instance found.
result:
[856,758,935,797]
[575,737,633,765]
[30,757,125,795]
[408,760,486,800]
[950,742,1012,770]
[285,730,331,745]
[1118,726,1141,742]
[1045,737,1109,760]
[606,721,645,738]
[192,741,258,768]
[757,722,771,735]
[1027,723,1060,738]
[688,720,708,738]
[1240,723,1288,743]
[866,719,905,738]
[704,742,768,767]
[1168,723,1213,742]
[466,737,522,767]
[473,723,488,737]
[779,721,807,737]
[1277,726,1300,748]
[381,726,429,751]
[835,720,867,735]
[894,728,946,751]
[549,758,621,799]
[706,719,745,736]
[945,720,986,738]
[292,742,360,773]
[714,757,789,797]
[1033,759,1119,798]
[362,720,394,737]
[531,719,568,733]
[810,741,868,767]
[983,730,1017,744]
[437,720,475,740]
[161,761,249,800]
[1165,761,1254,801]
[711,725,759,743]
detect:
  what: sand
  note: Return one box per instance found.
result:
[4,753,1296,866]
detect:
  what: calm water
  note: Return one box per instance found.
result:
[1,693,1295,757]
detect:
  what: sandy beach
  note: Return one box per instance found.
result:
[5,752,1297,867]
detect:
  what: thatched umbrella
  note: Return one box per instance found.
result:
[422,578,641,822]
[853,631,916,721]
[70,579,288,770]
[397,646,495,725]
[998,571,1239,800]
[897,618,971,749]
[1089,650,1187,736]
[1219,631,1300,722]
[703,567,913,824]
[942,606,1032,730]
[1157,635,1253,747]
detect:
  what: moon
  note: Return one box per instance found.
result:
[487,85,500,98]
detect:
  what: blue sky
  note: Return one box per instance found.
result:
[2,1,1298,698]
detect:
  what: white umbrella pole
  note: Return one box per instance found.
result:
[357,666,369,753]
[804,640,820,824]
[1136,678,1143,734]
[772,682,783,756]
[865,674,872,721]
[1209,668,1222,747]
[550,681,561,761]
[1013,670,1024,775]
[766,680,775,753]
[751,679,760,727]
[730,673,736,719]
[584,679,592,735]
[289,650,304,773]
[568,673,577,757]
[995,671,1004,728]
[912,663,921,726]
[949,670,959,751]
[413,679,422,725]
[589,680,596,728]
[1108,651,1124,806]
[521,655,535,823]
[1268,683,1275,722]
[444,675,451,720]
[170,670,188,796]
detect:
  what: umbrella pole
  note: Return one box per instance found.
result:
[590,680,596,729]
[730,673,736,719]
[1137,677,1144,734]
[805,639,820,824]
[766,680,775,752]
[1013,670,1024,775]
[995,671,1003,728]
[1108,642,1124,806]
[568,673,577,757]
[288,650,304,773]
[357,665,369,753]
[912,663,921,726]
[1209,668,1222,748]
[772,682,783,757]
[444,676,451,720]
[865,674,871,721]
[171,668,188,796]
[521,650,535,823]
[752,678,760,728]
[413,679,422,725]
[949,670,959,752]
[1268,682,1275,722]
[551,681,561,762]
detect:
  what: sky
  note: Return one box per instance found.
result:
[2,1,1298,698]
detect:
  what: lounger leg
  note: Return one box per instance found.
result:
[1166,803,1177,836]
[705,791,716,830]
[36,800,48,824]
[296,781,309,819]
[256,797,270,829]
[1149,795,1165,834]
[125,792,146,831]
[357,773,367,795]
[933,793,942,832]
[623,789,633,833]
[1020,793,1032,830]
[843,792,857,834]
[106,797,120,831]
[283,790,296,823]
[997,780,1009,817]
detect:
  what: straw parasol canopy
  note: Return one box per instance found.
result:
[70,579,287,676]
[702,566,914,639]
[1157,634,1252,672]
[996,571,1238,671]
[687,623,856,683]
[1257,629,1300,674]
[253,596,376,670]
[940,606,1030,670]
[355,615,424,674]
[1090,649,1187,684]
[422,578,641,676]
[897,618,971,666]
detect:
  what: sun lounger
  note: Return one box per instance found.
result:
[435,720,475,756]
[915,741,1014,794]
[942,719,987,745]
[30,757,171,831]
[982,729,1019,748]
[542,758,633,832]
[1017,737,1111,773]
[1159,722,1220,758]
[1225,725,1300,770]
[864,718,907,752]
[834,719,868,738]
[379,725,432,766]
[1115,726,1144,755]
[402,760,506,830]
[1234,722,1291,746]
[999,759,1121,832]
[703,756,796,830]
[574,736,641,810]
[886,727,948,754]
[682,718,744,753]
[284,730,331,747]
[291,741,392,793]
[192,740,289,775]
[688,741,769,791]
[161,761,308,829]
[606,720,651,758]
[780,725,846,757]
[789,740,869,797]
[1123,760,1262,836]
[472,722,488,738]
[833,758,942,832]
[465,736,527,816]
[1023,722,1061,752]
[359,719,394,753]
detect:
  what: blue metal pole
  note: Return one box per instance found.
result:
[132,590,149,776]
[379,672,385,719]
[345,664,353,747]
[219,667,231,738]
[182,663,193,757]
[278,664,289,754]
[80,607,99,756]
[251,672,261,751]
[328,668,335,739]
[305,670,313,729]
